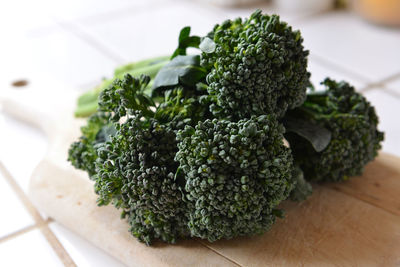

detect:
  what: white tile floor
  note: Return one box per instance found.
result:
[307,54,368,90]
[0,229,64,267]
[386,77,400,97]
[364,89,400,157]
[1,1,400,266]
[49,223,126,267]
[0,114,47,193]
[298,12,400,82]
[0,172,34,239]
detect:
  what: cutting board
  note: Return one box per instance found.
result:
[1,80,400,267]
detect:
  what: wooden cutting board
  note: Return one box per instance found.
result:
[1,80,400,267]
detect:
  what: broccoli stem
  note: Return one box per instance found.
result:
[114,55,169,76]
[304,92,328,105]
[75,56,169,117]
[74,101,99,118]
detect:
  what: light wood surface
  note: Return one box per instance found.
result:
[1,82,400,266]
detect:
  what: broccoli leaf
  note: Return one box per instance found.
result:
[171,26,201,59]
[152,55,206,92]
[283,116,331,152]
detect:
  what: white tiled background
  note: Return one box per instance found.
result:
[1,0,400,266]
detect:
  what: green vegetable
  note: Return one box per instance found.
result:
[151,55,206,90]
[70,71,208,244]
[285,78,384,182]
[74,56,169,117]
[283,116,331,153]
[175,115,295,241]
[95,113,188,244]
[289,166,312,201]
[171,26,201,59]
[201,10,310,119]
[68,10,384,246]
[68,112,114,178]
[98,74,155,120]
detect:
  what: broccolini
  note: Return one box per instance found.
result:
[68,10,384,246]
[201,10,310,119]
[175,115,295,241]
[285,79,384,182]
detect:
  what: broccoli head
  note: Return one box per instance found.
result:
[68,112,114,179]
[201,10,310,119]
[175,115,295,241]
[154,85,211,127]
[286,78,384,182]
[94,113,188,244]
[98,74,155,121]
[70,74,194,245]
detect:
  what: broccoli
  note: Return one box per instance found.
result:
[71,72,210,244]
[68,112,114,179]
[154,85,211,126]
[285,78,384,182]
[74,56,169,117]
[200,10,310,119]
[98,74,155,121]
[68,10,384,246]
[175,115,295,241]
[289,166,313,201]
[94,113,188,244]
[79,74,192,244]
[69,72,297,244]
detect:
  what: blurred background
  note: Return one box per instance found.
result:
[0,0,399,266]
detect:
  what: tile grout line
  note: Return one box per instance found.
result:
[374,71,400,86]
[358,83,400,101]
[0,218,53,244]
[39,225,77,267]
[310,54,371,85]
[26,2,170,39]
[0,163,47,224]
[311,55,400,92]
[0,224,40,244]
[54,19,126,64]
[76,2,171,26]
[383,88,400,99]
[53,1,183,65]
[0,162,76,267]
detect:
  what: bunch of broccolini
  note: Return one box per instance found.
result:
[68,10,384,245]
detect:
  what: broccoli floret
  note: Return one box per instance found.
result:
[201,10,310,119]
[75,56,169,118]
[68,112,114,179]
[175,115,295,241]
[98,74,155,121]
[286,78,384,182]
[93,74,193,244]
[289,166,312,201]
[154,85,211,126]
[94,114,188,245]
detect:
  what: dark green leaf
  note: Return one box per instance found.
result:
[152,55,206,91]
[184,36,201,48]
[199,37,216,53]
[171,27,201,59]
[179,26,191,42]
[283,116,331,152]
